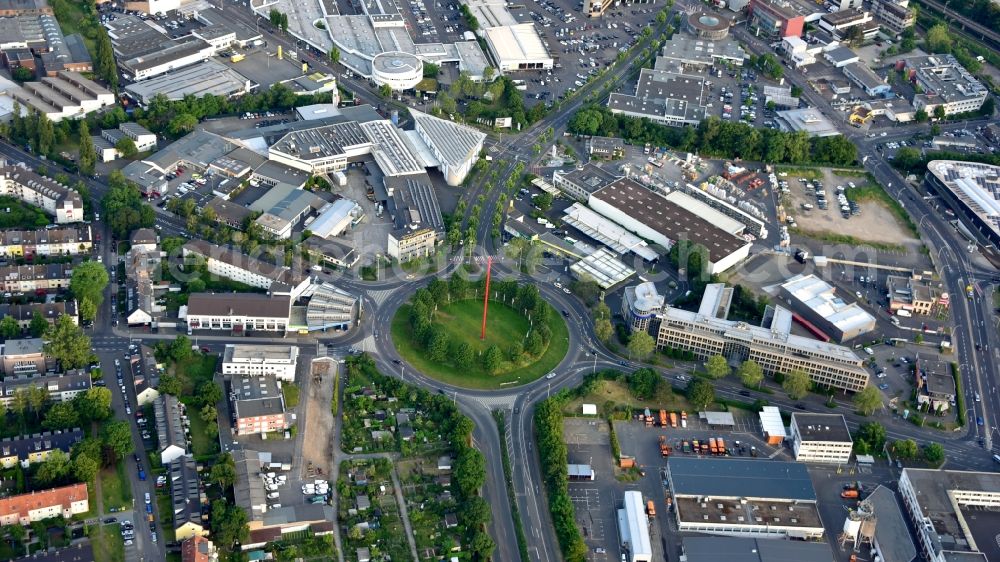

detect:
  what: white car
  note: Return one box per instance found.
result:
[545,372,557,380]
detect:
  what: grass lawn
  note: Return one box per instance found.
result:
[171,354,218,395]
[0,196,48,229]
[391,299,568,389]
[99,463,133,511]
[282,384,299,408]
[88,524,124,562]
[186,408,219,459]
[564,379,693,414]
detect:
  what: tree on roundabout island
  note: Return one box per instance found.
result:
[392,275,569,388]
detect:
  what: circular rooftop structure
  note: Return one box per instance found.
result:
[686,11,731,40]
[372,52,423,91]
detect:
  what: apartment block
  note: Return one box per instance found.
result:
[0,225,92,258]
[230,374,289,436]
[222,345,298,382]
[0,483,89,525]
[0,428,83,469]
[0,166,83,223]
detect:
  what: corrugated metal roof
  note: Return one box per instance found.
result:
[667,457,816,501]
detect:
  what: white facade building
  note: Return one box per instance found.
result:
[790,413,853,464]
[371,52,424,91]
[0,167,84,224]
[222,345,299,382]
[618,491,652,562]
[410,109,486,186]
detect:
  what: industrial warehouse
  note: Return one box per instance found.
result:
[664,457,824,539]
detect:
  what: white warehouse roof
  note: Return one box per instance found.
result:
[759,406,787,440]
[483,23,552,64]
[310,199,361,239]
[562,203,660,261]
[781,274,875,335]
[664,191,745,236]
[618,491,652,562]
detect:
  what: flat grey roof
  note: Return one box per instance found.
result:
[232,374,285,418]
[667,457,816,501]
[556,163,620,194]
[248,182,325,221]
[145,129,233,172]
[385,174,444,233]
[186,293,290,318]
[252,160,310,187]
[125,60,251,103]
[683,537,835,562]
[270,121,370,162]
[792,413,852,443]
[863,486,917,562]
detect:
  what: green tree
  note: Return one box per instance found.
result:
[42,402,79,430]
[36,112,54,156]
[11,66,33,82]
[687,378,715,410]
[534,192,553,211]
[78,299,97,324]
[914,108,929,122]
[853,422,886,455]
[628,368,659,399]
[74,387,112,421]
[594,318,613,343]
[167,113,198,136]
[626,330,655,360]
[923,442,945,465]
[169,335,192,362]
[482,344,504,373]
[77,121,96,175]
[70,261,109,313]
[102,421,133,459]
[525,331,544,355]
[29,311,48,337]
[925,23,952,53]
[115,137,138,158]
[471,531,496,560]
[379,84,393,98]
[454,447,486,498]
[34,450,71,485]
[94,26,118,90]
[329,46,340,64]
[157,374,182,396]
[451,341,475,368]
[43,314,92,370]
[209,454,237,489]
[210,501,250,550]
[892,439,918,460]
[102,171,155,238]
[705,354,730,379]
[459,496,490,529]
[427,329,451,362]
[853,385,882,415]
[195,381,223,408]
[0,316,20,338]
[72,454,99,483]
[737,360,763,388]
[933,105,946,120]
[783,369,811,399]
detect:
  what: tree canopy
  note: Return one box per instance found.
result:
[43,314,92,370]
[782,369,811,400]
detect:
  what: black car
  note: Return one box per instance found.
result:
[619,361,627,366]
[794,404,807,410]
[392,359,401,364]
[103,517,117,524]
[738,390,751,397]
[133,454,141,463]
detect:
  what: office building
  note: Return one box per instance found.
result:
[248,183,326,240]
[775,108,841,137]
[748,0,805,38]
[0,166,83,223]
[0,225,92,258]
[898,468,1000,562]
[625,283,870,392]
[818,9,878,41]
[267,121,373,175]
[789,413,853,464]
[779,274,876,342]
[222,345,299,382]
[586,137,625,159]
[230,374,289,436]
[185,293,291,334]
[608,69,709,127]
[665,457,824,539]
[552,163,620,202]
[384,174,444,262]
[872,0,915,36]
[0,483,89,525]
[924,160,1000,248]
[621,281,665,333]
[903,54,988,116]
[482,23,554,71]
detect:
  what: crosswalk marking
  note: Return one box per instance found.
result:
[473,394,516,410]
[366,289,394,308]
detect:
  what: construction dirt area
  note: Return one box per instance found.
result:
[783,168,919,248]
[300,357,337,479]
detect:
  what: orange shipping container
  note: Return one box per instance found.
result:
[670,412,678,428]
[717,438,726,455]
[659,410,668,427]
[646,500,656,517]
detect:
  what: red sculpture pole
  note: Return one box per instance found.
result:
[481,256,492,340]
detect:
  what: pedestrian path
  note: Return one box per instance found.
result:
[472,394,516,410]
